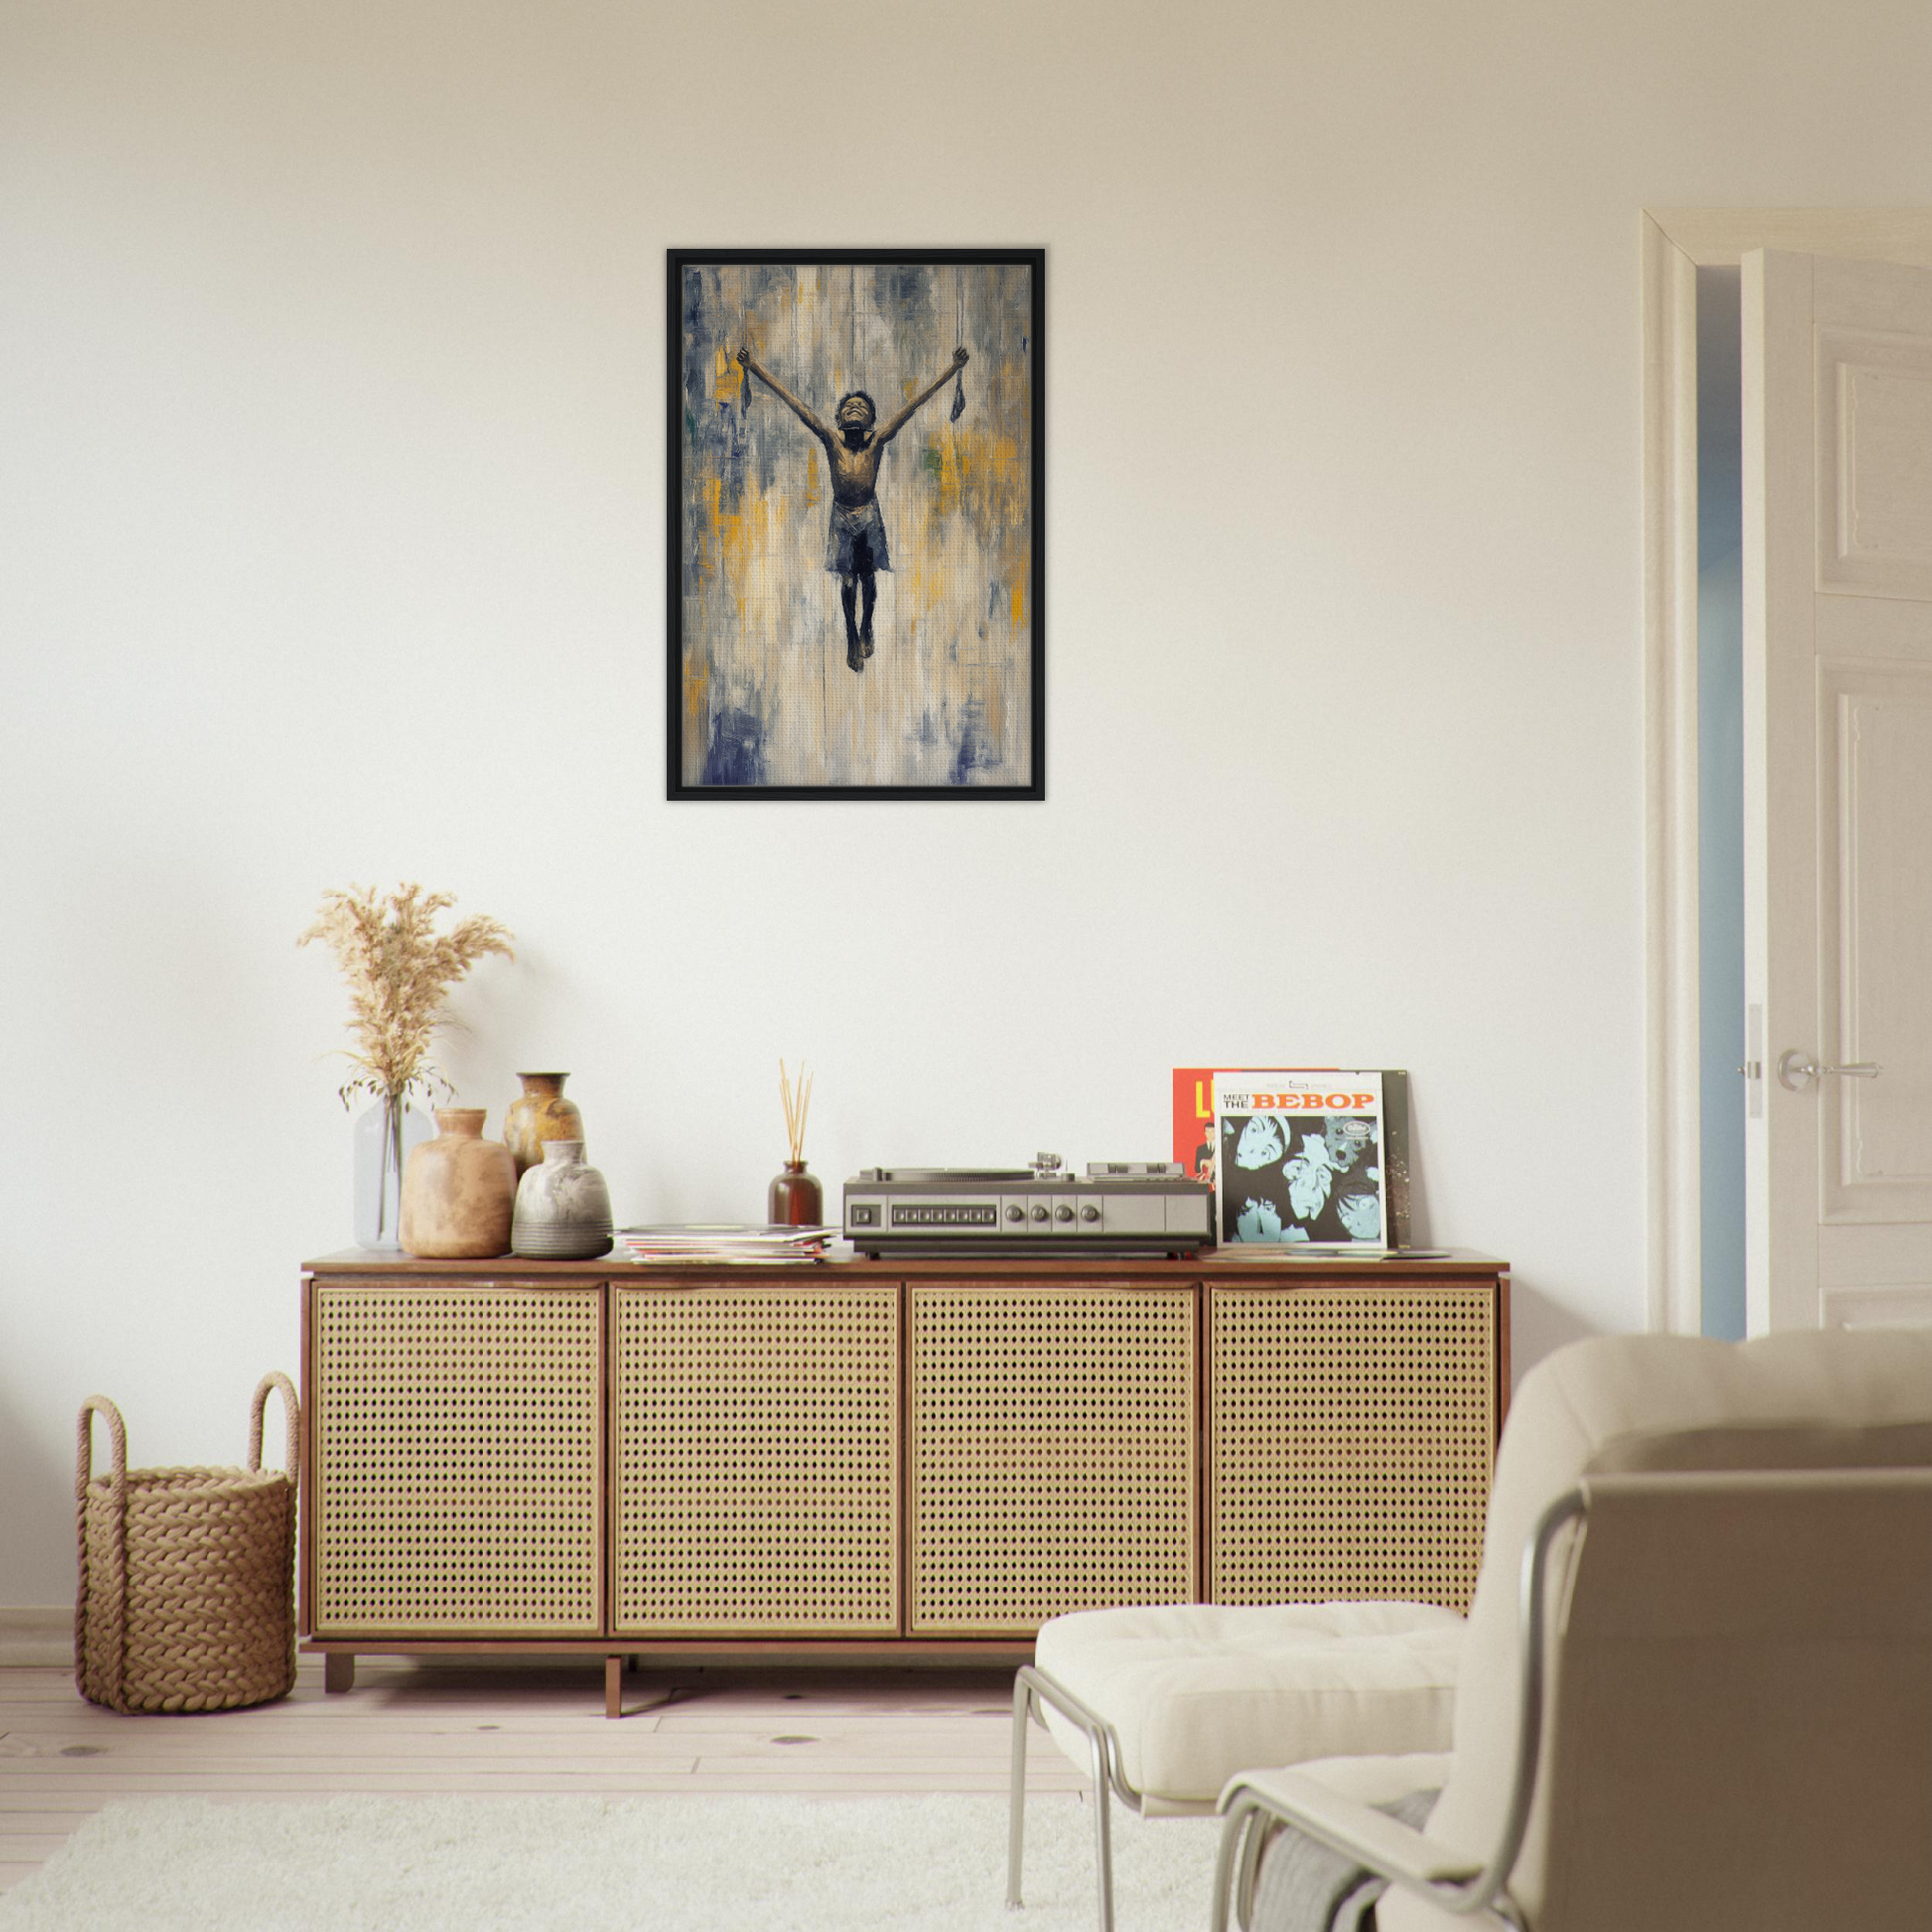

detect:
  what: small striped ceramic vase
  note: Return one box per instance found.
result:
[511,1140,613,1260]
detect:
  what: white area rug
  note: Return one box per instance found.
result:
[0,1792,1222,1930]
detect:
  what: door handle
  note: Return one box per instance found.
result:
[1777,1050,1882,1091]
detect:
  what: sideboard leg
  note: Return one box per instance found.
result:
[323,1652,355,1695]
[605,1654,622,1719]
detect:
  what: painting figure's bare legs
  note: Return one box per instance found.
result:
[839,534,879,673]
[850,530,878,663]
[840,574,863,671]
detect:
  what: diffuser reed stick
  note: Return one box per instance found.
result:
[778,1058,813,1164]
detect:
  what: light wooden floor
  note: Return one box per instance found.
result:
[0,1657,1085,1892]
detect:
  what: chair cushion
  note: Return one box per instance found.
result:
[1240,1749,1452,1813]
[1033,1601,1465,1810]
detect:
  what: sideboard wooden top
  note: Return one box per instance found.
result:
[305,1247,1507,1281]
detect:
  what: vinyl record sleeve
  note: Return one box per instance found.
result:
[1172,1067,1411,1248]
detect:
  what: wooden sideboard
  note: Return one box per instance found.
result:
[299,1250,1509,1714]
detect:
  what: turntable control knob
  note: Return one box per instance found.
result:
[1005,1204,1025,1223]
[1080,1205,1101,1223]
[1055,1204,1075,1223]
[1030,1205,1050,1223]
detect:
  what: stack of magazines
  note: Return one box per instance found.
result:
[613,1224,838,1265]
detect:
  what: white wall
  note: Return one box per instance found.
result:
[4,0,1928,1604]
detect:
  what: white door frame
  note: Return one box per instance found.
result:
[1641,208,1932,1334]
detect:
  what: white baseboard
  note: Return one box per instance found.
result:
[0,1606,71,1667]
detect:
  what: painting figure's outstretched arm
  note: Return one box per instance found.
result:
[737,348,831,444]
[876,347,970,443]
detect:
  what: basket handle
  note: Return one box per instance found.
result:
[248,1371,301,1481]
[76,1395,127,1504]
[74,1395,131,1707]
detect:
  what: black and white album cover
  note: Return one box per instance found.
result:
[1214,1071,1388,1248]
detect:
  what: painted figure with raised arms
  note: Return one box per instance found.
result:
[737,344,969,672]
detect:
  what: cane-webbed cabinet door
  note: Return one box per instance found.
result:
[1208,1282,1495,1612]
[907,1281,1198,1634]
[311,1282,603,1636]
[612,1282,900,1635]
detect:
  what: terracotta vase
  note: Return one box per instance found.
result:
[503,1073,586,1178]
[768,1160,824,1227]
[512,1141,614,1259]
[400,1109,515,1258]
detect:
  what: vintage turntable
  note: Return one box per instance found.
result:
[843,1154,1212,1257]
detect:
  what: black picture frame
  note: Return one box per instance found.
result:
[667,248,1045,801]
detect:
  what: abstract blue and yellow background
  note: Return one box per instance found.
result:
[677,260,1035,790]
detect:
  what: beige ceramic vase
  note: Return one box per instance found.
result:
[400,1109,515,1258]
[503,1072,586,1178]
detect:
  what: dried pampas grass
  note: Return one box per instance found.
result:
[298,883,515,1107]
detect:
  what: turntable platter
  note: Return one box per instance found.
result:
[875,1166,1033,1182]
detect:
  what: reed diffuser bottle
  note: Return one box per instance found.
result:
[768,1058,823,1226]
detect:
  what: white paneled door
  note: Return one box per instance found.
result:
[1745,250,1932,1331]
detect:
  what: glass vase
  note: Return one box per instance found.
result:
[352,1094,432,1250]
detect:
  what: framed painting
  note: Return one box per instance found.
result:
[668,248,1045,799]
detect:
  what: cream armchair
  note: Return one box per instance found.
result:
[1212,1328,1932,1932]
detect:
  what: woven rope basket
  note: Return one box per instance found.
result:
[75,1373,300,1714]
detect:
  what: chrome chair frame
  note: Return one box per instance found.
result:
[1208,1489,1587,1932]
[1007,1662,1173,1932]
